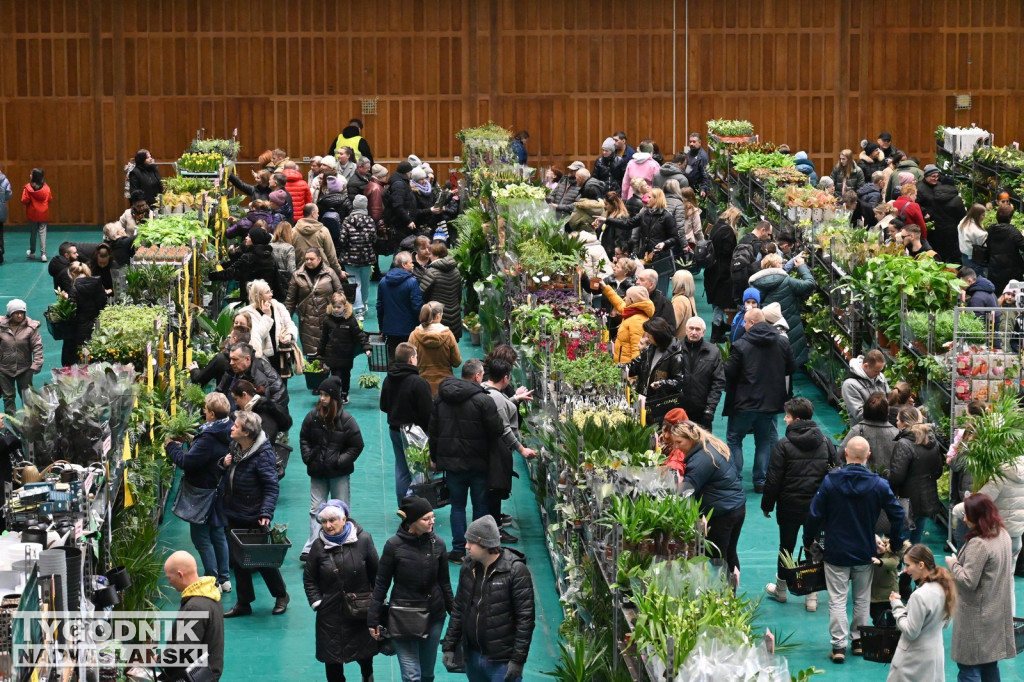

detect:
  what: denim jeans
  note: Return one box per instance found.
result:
[393,618,443,682]
[190,522,230,582]
[348,264,373,314]
[957,661,1001,682]
[303,475,351,553]
[908,514,931,545]
[466,648,520,682]
[447,470,489,552]
[390,428,413,506]
[726,411,779,487]
[27,222,46,256]
[824,562,873,650]
[961,253,987,279]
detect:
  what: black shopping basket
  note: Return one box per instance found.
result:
[228,529,291,569]
[859,625,901,663]
[368,334,389,372]
[777,547,826,595]
[410,474,450,509]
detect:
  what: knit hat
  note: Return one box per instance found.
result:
[352,195,368,212]
[320,156,337,170]
[817,176,835,190]
[372,164,389,179]
[465,516,501,549]
[662,407,690,425]
[624,285,650,305]
[6,299,26,315]
[407,155,422,168]
[922,164,940,177]
[762,302,789,329]
[326,174,347,194]
[317,376,344,401]
[269,189,288,206]
[411,166,428,182]
[601,137,616,151]
[864,142,880,156]
[898,172,916,186]
[420,163,433,176]
[742,287,761,305]
[316,499,350,520]
[248,226,271,246]
[794,151,809,160]
[396,161,414,175]
[397,495,433,525]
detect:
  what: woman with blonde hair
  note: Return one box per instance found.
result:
[64,262,107,366]
[885,543,955,681]
[958,203,989,272]
[672,419,746,589]
[239,279,298,374]
[407,301,461,395]
[670,270,697,338]
[596,187,678,260]
[887,406,944,544]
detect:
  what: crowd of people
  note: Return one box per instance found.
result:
[0,123,1022,682]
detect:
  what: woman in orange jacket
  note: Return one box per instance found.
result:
[600,283,655,364]
[21,168,52,262]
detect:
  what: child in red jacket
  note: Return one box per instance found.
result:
[21,168,52,261]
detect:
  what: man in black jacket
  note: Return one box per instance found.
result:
[442,516,535,681]
[637,269,676,330]
[161,551,224,682]
[429,359,504,562]
[381,342,433,505]
[724,310,795,493]
[761,397,836,612]
[386,161,417,243]
[216,342,288,410]
[677,317,726,429]
[48,242,78,294]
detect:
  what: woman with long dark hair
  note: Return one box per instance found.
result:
[886,544,955,681]
[704,206,741,342]
[89,243,114,298]
[128,149,162,208]
[946,493,1015,680]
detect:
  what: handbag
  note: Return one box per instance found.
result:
[291,345,306,375]
[972,239,990,267]
[875,497,916,535]
[343,592,372,620]
[386,598,431,639]
[410,474,450,510]
[172,480,218,524]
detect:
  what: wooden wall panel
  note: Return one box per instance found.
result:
[1,0,1022,225]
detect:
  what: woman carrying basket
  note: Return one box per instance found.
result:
[303,499,379,682]
[220,411,290,618]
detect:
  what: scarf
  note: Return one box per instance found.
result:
[305,262,324,279]
[664,448,687,475]
[411,179,432,194]
[622,307,644,319]
[323,522,352,544]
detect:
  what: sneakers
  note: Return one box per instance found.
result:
[26,251,35,261]
[448,549,466,564]
[217,580,232,594]
[765,578,787,603]
[830,648,845,664]
[499,529,519,544]
[342,394,350,405]
[850,639,863,656]
[805,593,818,612]
[40,253,46,262]
[500,513,514,527]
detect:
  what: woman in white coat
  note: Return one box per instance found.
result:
[238,279,299,376]
[886,544,955,682]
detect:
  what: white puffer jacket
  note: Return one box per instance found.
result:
[976,459,1024,537]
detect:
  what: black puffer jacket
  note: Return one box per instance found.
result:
[704,220,738,309]
[676,339,726,428]
[302,523,379,663]
[380,363,432,430]
[216,356,288,409]
[724,322,795,416]
[593,155,625,192]
[856,182,882,226]
[219,433,279,523]
[429,377,503,473]
[299,408,364,479]
[546,176,579,218]
[887,429,945,518]
[209,244,284,300]
[411,183,439,231]
[246,395,292,444]
[129,160,163,207]
[317,190,353,224]
[606,207,678,257]
[442,548,535,665]
[368,528,454,629]
[386,174,417,234]
[338,212,376,266]
[985,222,1024,296]
[627,340,686,424]
[69,276,108,342]
[419,257,464,340]
[319,308,369,370]
[916,178,966,263]
[761,419,835,523]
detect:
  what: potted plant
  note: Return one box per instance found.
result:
[304,358,328,391]
[44,292,76,341]
[356,374,380,390]
[957,392,1024,491]
[463,313,482,345]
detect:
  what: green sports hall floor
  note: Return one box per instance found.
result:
[4,226,1023,681]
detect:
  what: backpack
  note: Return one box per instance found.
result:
[730,241,759,290]
[692,238,715,268]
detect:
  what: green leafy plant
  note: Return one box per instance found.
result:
[357,374,380,389]
[906,310,985,348]
[451,207,490,313]
[177,152,224,173]
[958,392,1024,491]
[707,119,755,137]
[181,383,207,410]
[305,358,325,374]
[731,151,794,173]
[162,176,215,194]
[157,408,201,442]
[137,213,212,246]
[552,354,622,392]
[45,291,77,322]
[543,633,607,682]
[185,138,240,160]
[86,305,167,370]
[405,440,431,477]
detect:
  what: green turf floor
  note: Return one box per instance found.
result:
[3,225,1023,681]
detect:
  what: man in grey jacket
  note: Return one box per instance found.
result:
[482,359,536,544]
[841,350,890,426]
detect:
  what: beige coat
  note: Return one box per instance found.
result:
[285,267,343,355]
[949,528,1015,665]
[291,218,343,276]
[237,301,298,360]
[408,323,462,395]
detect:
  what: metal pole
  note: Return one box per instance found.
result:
[672,0,677,153]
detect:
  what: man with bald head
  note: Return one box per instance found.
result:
[161,551,224,681]
[803,436,905,664]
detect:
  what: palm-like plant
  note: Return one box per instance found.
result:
[958,392,1024,491]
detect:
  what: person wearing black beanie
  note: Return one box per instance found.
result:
[209,222,285,300]
[369,495,453,681]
